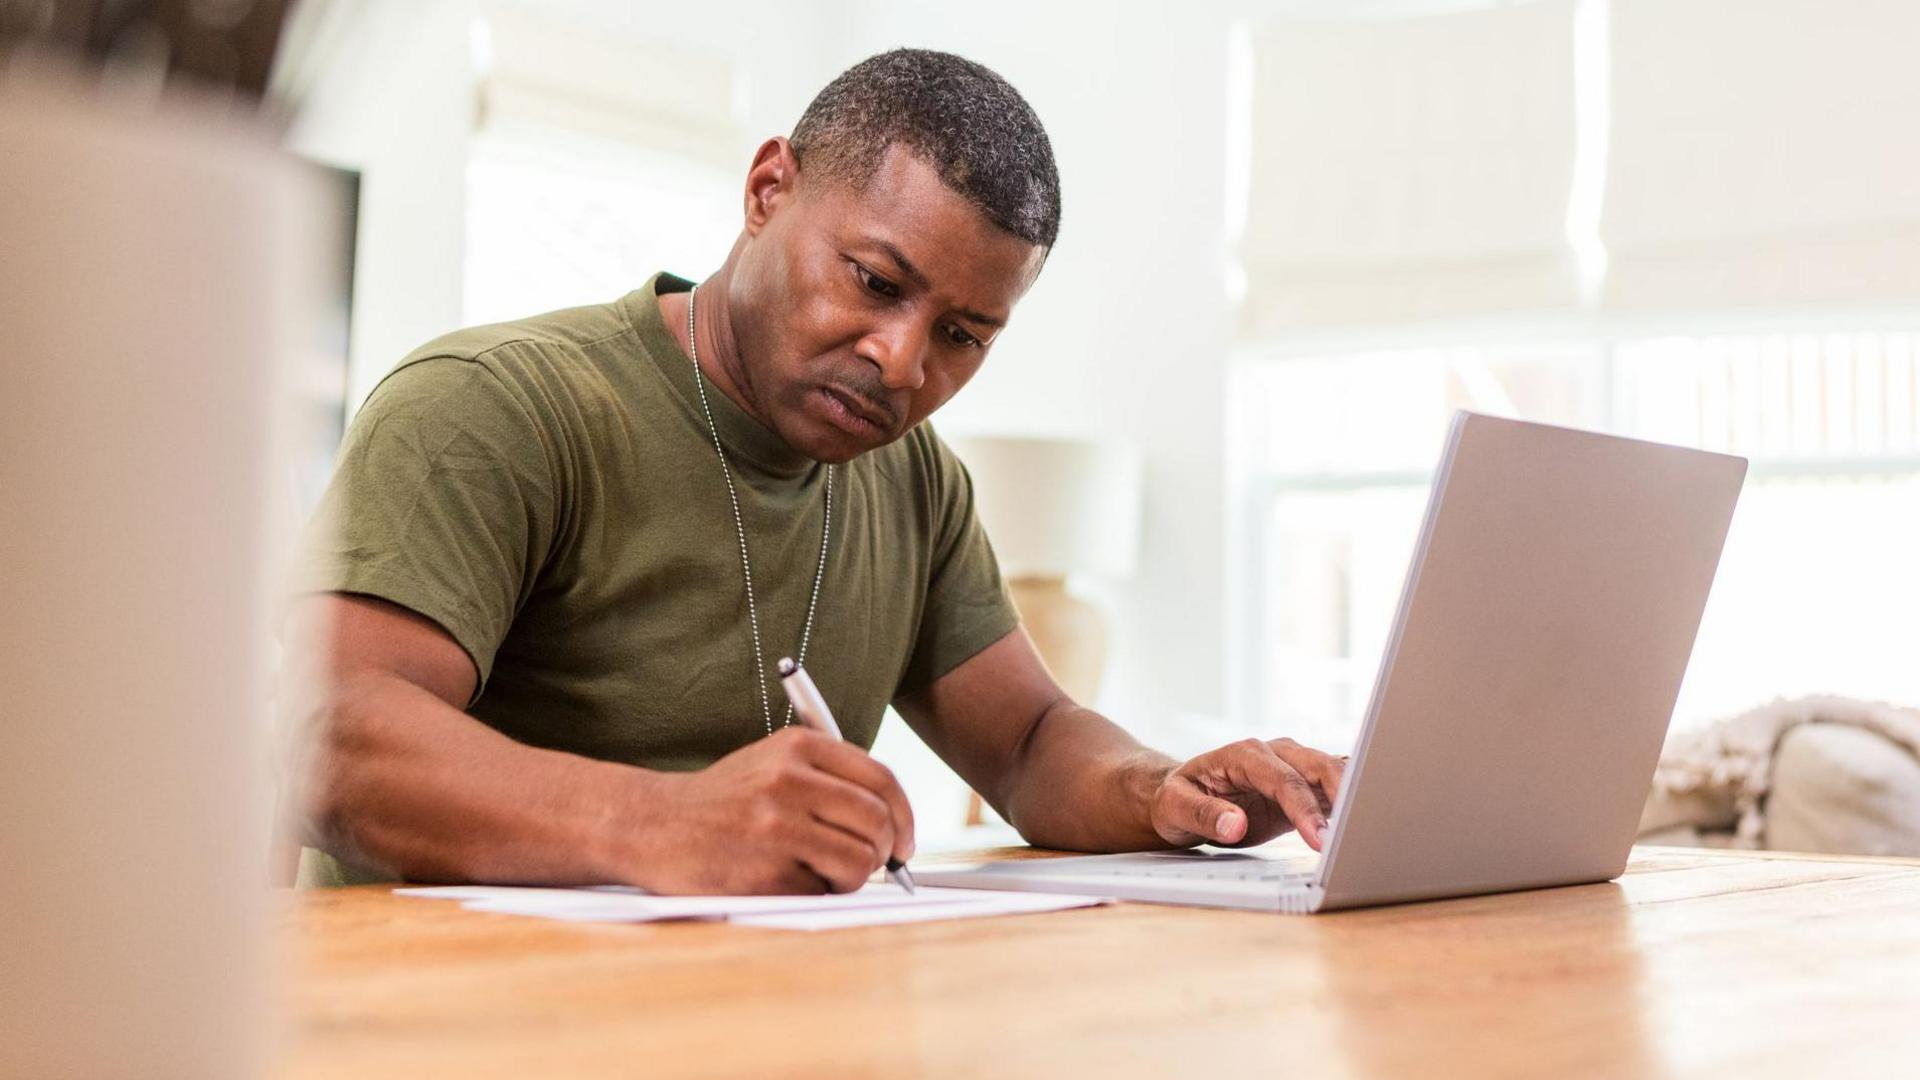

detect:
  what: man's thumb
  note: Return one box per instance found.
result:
[1208,803,1248,844]
[1162,782,1246,845]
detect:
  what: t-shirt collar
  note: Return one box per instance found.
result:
[627,272,818,480]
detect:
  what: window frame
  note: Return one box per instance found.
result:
[1226,308,1920,745]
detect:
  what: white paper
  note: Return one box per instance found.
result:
[395,882,1101,930]
[393,885,643,903]
[730,890,1100,931]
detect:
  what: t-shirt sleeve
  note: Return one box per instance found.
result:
[292,355,560,698]
[895,428,1022,697]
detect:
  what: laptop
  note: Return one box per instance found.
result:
[920,411,1747,913]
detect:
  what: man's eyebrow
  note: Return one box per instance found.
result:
[873,239,1007,330]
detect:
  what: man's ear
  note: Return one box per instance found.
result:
[742,136,801,237]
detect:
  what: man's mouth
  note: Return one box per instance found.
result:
[818,386,894,436]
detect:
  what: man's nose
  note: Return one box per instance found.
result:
[856,318,928,392]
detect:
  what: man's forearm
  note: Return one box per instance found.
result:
[998,700,1182,853]
[296,671,649,884]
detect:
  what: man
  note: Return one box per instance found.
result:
[288,48,1347,893]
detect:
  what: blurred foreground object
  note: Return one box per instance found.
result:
[0,67,320,1078]
[948,436,1142,826]
[1639,695,1920,857]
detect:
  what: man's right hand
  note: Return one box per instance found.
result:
[626,726,916,895]
[287,594,913,894]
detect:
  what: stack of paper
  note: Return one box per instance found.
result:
[395,883,1103,931]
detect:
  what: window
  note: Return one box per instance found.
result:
[464,124,739,326]
[1230,330,1920,750]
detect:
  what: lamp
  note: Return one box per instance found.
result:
[948,436,1144,825]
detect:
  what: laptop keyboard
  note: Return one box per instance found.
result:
[1090,865,1317,884]
[1070,857,1318,885]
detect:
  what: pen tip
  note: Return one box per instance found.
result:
[888,860,916,894]
[776,657,797,677]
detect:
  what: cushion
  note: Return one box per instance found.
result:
[1765,722,1920,857]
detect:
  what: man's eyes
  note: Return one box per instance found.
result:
[942,324,983,349]
[849,259,984,349]
[852,261,901,299]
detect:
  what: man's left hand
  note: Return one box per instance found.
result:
[1150,737,1348,851]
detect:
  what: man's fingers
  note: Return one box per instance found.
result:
[1268,737,1347,807]
[794,818,884,894]
[806,778,895,870]
[802,737,916,862]
[1221,742,1329,850]
[1158,775,1251,845]
[766,863,832,896]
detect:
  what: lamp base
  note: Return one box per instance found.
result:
[965,575,1108,826]
[1007,575,1108,704]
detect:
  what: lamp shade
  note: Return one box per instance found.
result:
[947,435,1143,580]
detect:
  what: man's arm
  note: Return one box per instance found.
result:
[283,592,644,884]
[894,627,1347,853]
[283,593,915,893]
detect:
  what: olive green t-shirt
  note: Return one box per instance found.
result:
[296,272,1019,883]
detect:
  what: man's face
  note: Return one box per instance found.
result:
[729,143,1047,463]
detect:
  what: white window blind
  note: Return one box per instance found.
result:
[462,8,746,326]
[464,128,739,326]
[1602,0,1920,314]
[1238,2,1582,336]
[473,6,745,173]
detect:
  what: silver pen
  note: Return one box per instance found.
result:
[776,657,917,893]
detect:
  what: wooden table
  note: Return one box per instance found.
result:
[279,844,1920,1079]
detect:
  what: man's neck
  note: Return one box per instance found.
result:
[663,271,772,431]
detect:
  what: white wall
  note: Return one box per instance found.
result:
[285,0,477,408]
